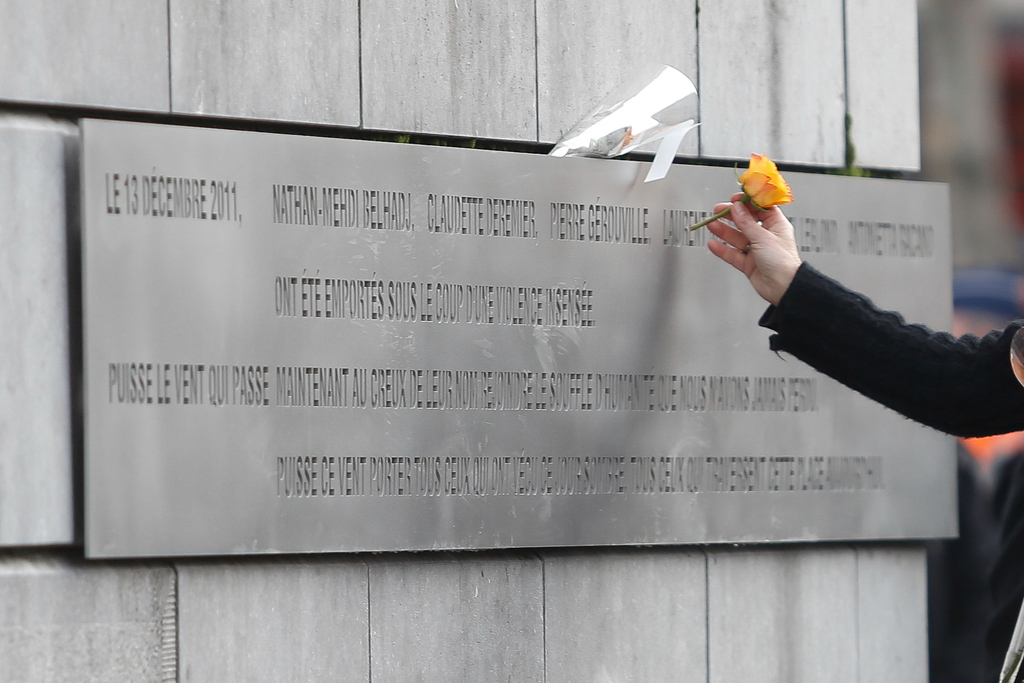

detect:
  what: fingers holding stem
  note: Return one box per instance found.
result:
[689,194,752,231]
[706,201,753,258]
[703,196,802,306]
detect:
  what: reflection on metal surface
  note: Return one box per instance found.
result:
[81,119,955,558]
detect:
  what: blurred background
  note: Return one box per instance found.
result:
[919,0,1024,268]
[917,3,1024,682]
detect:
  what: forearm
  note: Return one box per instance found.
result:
[761,264,1024,438]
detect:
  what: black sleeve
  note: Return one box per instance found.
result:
[759,263,1024,438]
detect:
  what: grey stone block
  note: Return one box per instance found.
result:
[170,0,360,125]
[542,548,706,683]
[707,545,858,683]
[846,0,921,170]
[0,553,176,682]
[176,557,369,683]
[361,0,537,140]
[537,1,699,157]
[699,0,846,166]
[369,552,543,683]
[0,0,169,110]
[857,545,928,683]
[0,117,77,547]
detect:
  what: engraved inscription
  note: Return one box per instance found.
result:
[793,216,840,253]
[272,185,411,230]
[105,172,239,221]
[109,362,270,406]
[273,275,595,327]
[427,194,537,238]
[848,220,935,257]
[275,454,884,498]
[107,363,818,413]
[550,202,651,244]
[83,120,953,556]
[662,209,712,247]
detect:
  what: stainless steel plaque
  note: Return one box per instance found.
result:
[81,119,955,558]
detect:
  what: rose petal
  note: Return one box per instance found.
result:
[741,172,768,196]
[740,154,793,208]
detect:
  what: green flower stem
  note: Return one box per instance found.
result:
[689,194,752,231]
[688,206,731,231]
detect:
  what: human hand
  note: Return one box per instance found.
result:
[706,192,801,306]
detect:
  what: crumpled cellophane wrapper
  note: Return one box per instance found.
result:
[549,64,699,163]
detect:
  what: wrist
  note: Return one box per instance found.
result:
[767,259,801,306]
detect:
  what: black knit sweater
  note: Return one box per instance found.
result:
[761,262,1024,682]
[761,263,1024,438]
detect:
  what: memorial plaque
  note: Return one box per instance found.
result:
[81,119,955,558]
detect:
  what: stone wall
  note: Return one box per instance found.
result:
[0,546,925,683]
[0,1,929,681]
[0,0,920,168]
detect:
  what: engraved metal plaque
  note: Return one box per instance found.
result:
[81,119,955,558]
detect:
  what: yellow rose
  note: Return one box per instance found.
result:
[688,153,794,231]
[739,153,793,209]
